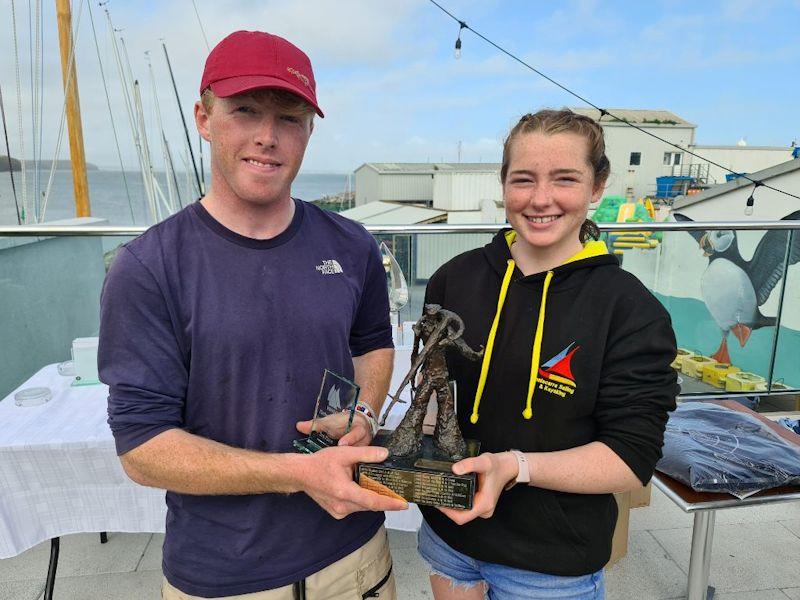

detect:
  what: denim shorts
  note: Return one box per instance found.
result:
[417,520,604,600]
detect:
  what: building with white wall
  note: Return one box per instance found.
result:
[571,108,697,200]
[691,145,796,185]
[671,158,800,221]
[353,162,504,223]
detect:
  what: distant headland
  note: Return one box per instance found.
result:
[0,156,99,172]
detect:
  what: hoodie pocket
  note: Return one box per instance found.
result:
[540,491,588,553]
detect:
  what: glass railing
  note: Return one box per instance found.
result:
[1,221,798,411]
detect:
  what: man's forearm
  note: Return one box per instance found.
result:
[352,347,394,417]
[120,428,309,495]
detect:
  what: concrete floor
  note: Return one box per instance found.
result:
[2,486,800,600]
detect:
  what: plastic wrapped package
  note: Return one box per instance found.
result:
[656,402,800,499]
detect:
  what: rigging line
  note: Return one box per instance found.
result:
[191,0,210,52]
[0,86,22,225]
[104,6,154,219]
[427,0,800,202]
[10,0,28,221]
[163,136,183,209]
[28,0,36,217]
[31,0,42,219]
[86,0,134,224]
[162,42,203,197]
[146,51,176,213]
[40,0,85,222]
[35,0,45,220]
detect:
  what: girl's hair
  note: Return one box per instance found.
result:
[200,88,315,120]
[500,109,610,242]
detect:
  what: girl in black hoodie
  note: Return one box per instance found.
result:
[417,110,679,600]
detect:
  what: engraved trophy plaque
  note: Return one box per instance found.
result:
[293,369,360,453]
[355,305,483,509]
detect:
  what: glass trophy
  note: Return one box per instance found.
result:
[293,369,360,454]
[379,242,409,343]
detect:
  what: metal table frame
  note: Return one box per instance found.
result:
[653,472,800,600]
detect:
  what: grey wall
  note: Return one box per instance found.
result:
[0,236,107,397]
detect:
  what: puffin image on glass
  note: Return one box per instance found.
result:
[355,305,484,510]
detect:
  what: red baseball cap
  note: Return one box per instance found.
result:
[200,30,324,117]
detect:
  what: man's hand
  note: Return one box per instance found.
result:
[438,451,518,525]
[295,412,373,447]
[302,445,408,519]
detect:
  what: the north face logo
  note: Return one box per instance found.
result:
[316,259,343,275]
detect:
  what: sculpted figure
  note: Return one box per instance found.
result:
[385,304,483,461]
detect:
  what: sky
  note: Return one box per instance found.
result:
[0,0,798,174]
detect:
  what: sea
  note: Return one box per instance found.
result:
[0,169,349,226]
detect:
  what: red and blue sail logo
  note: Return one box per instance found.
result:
[538,342,580,389]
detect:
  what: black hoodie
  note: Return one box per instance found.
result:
[419,230,678,576]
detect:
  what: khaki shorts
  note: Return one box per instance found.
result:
[161,526,395,600]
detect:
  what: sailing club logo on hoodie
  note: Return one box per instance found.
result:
[536,342,579,398]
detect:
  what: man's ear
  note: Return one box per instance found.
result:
[195,101,212,143]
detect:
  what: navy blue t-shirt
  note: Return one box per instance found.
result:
[99,199,393,597]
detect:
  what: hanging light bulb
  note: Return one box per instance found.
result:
[454,21,467,59]
[744,181,761,216]
[744,193,755,216]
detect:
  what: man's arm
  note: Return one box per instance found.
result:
[340,347,394,445]
[120,428,407,519]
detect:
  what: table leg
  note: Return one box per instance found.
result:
[687,510,716,600]
[44,537,60,600]
[100,532,108,544]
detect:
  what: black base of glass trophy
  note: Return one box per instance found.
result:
[355,431,480,510]
[292,431,337,454]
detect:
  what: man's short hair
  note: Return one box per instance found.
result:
[200,88,316,121]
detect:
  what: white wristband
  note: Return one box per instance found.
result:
[354,401,379,437]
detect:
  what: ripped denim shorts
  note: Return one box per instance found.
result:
[417,519,604,599]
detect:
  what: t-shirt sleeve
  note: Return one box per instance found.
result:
[99,246,188,455]
[349,238,393,356]
[593,294,679,485]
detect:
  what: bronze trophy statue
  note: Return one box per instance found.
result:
[383,304,483,461]
[356,305,484,509]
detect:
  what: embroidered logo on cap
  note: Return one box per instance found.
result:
[287,67,310,88]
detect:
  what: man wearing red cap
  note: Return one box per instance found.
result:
[99,31,403,599]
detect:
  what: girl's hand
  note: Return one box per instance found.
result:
[438,451,519,525]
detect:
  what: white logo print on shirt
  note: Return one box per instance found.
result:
[315,259,343,275]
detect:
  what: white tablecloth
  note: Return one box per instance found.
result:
[0,364,166,559]
[0,350,423,558]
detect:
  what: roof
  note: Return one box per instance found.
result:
[570,108,695,128]
[672,158,800,209]
[339,201,446,224]
[356,162,499,174]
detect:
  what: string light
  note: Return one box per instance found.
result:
[744,181,763,216]
[454,21,466,59]
[427,0,800,203]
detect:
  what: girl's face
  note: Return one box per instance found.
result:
[503,131,603,258]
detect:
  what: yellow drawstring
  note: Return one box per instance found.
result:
[470,259,515,424]
[523,270,553,419]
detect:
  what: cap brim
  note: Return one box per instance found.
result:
[210,75,324,118]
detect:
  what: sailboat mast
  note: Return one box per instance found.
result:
[55,0,90,217]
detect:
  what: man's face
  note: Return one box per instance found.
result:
[195,92,313,207]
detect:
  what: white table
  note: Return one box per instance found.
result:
[0,364,166,560]
[0,350,423,561]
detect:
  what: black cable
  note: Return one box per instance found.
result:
[0,85,22,225]
[427,0,800,202]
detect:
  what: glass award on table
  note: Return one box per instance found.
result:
[293,369,360,454]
